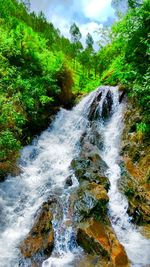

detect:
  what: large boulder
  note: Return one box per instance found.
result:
[101,90,113,119]
[77,218,129,267]
[71,153,110,190]
[75,254,114,267]
[71,148,110,191]
[88,87,114,121]
[20,200,54,260]
[118,85,127,103]
[74,182,109,222]
[80,124,104,151]
[88,89,102,121]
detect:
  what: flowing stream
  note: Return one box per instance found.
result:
[101,88,150,267]
[0,87,150,267]
[0,89,97,267]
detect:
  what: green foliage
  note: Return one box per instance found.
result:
[70,23,82,43]
[99,0,150,135]
[0,0,149,178]
[0,0,149,176]
[40,96,54,106]
[124,187,135,198]
[0,130,21,160]
[0,0,99,173]
[86,33,94,49]
[136,122,149,134]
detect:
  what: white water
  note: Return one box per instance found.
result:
[0,86,150,267]
[0,88,99,267]
[101,88,150,267]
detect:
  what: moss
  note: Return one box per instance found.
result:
[124,187,135,198]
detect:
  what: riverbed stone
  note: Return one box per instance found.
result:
[88,87,114,121]
[77,218,129,267]
[74,182,109,222]
[88,89,102,121]
[75,254,114,267]
[65,175,73,187]
[101,90,113,119]
[20,201,54,259]
[71,148,110,190]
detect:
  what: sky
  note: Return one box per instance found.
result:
[30,0,116,49]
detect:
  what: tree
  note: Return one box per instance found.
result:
[98,27,111,48]
[21,0,31,12]
[79,48,93,77]
[128,0,142,8]
[86,33,94,49]
[92,52,99,77]
[111,0,142,14]
[69,23,82,43]
[69,23,82,68]
[111,0,128,15]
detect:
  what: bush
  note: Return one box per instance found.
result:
[98,0,150,135]
[0,130,21,160]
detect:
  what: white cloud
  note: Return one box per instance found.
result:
[80,22,103,49]
[30,0,115,24]
[82,0,114,21]
[49,15,102,50]
[50,14,70,37]
[30,0,115,49]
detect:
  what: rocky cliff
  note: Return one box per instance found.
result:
[120,100,150,227]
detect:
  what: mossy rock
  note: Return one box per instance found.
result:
[20,200,54,260]
[77,218,129,267]
[74,182,109,222]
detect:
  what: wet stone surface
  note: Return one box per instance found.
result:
[70,90,129,267]
[20,199,55,266]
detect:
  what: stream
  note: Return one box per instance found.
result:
[101,88,150,267]
[0,86,149,267]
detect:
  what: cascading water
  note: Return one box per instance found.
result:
[101,88,150,267]
[0,86,150,267]
[0,89,97,267]
[42,176,80,267]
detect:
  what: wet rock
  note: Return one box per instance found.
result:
[20,201,54,259]
[101,90,113,119]
[75,254,114,267]
[88,89,102,121]
[70,87,129,265]
[119,90,126,103]
[0,161,21,182]
[118,85,127,103]
[120,101,150,225]
[74,182,109,222]
[140,224,150,239]
[121,172,150,224]
[65,175,73,187]
[88,88,114,121]
[73,126,110,190]
[77,218,129,267]
[77,219,110,259]
[80,127,104,151]
[71,150,110,190]
[31,264,40,267]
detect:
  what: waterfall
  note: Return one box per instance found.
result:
[0,88,99,267]
[101,87,150,267]
[0,86,149,267]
